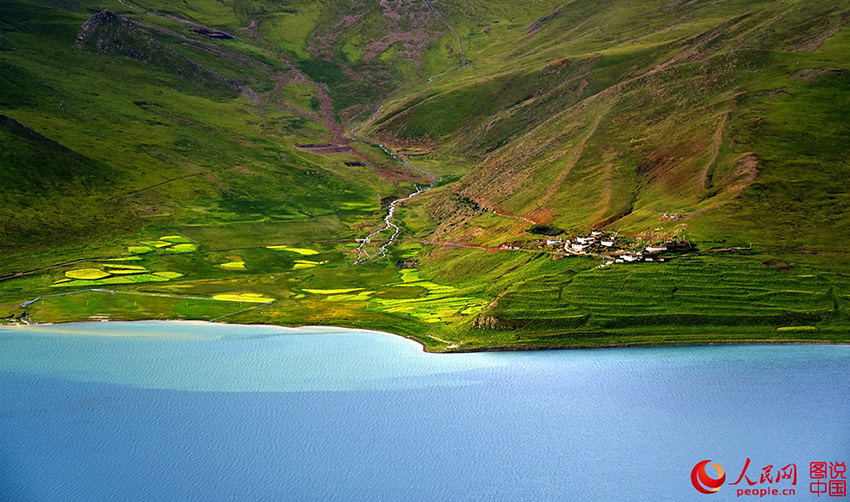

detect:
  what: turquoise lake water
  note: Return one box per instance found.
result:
[1,321,848,501]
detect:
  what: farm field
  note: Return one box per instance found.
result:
[4,223,848,351]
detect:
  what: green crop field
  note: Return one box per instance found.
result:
[1,0,849,351]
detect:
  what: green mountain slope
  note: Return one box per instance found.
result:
[1,0,849,350]
[368,0,850,251]
[0,0,415,257]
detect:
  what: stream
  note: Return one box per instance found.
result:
[348,111,437,265]
[353,176,435,264]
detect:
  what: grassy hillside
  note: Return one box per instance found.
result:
[0,0,423,255]
[369,0,850,249]
[1,0,849,351]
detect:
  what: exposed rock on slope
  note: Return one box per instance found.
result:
[302,0,451,118]
[75,10,240,97]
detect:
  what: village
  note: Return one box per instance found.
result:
[499,230,693,267]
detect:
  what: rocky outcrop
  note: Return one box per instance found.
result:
[75,10,240,97]
[76,10,150,58]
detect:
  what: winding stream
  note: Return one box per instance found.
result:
[353,177,435,264]
[347,105,437,264]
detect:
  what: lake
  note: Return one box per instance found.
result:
[1,321,848,501]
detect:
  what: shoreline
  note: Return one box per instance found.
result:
[2,318,848,354]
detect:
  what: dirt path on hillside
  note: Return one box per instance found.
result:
[493,208,536,225]
[591,158,614,224]
[134,6,345,145]
[108,173,204,201]
[276,54,345,143]
[421,0,465,66]
[528,109,606,219]
[700,111,728,191]
[242,19,260,40]
[493,20,736,164]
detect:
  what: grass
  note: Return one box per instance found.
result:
[51,272,184,288]
[295,267,488,325]
[107,269,147,275]
[367,0,850,250]
[164,243,198,253]
[5,239,847,350]
[128,246,154,255]
[303,288,364,294]
[65,268,111,280]
[103,264,148,271]
[488,256,839,330]
[160,235,191,243]
[212,293,275,303]
[267,245,320,255]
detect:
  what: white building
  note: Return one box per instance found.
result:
[571,242,591,252]
[645,244,668,253]
[601,239,615,247]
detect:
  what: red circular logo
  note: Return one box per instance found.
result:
[692,460,726,494]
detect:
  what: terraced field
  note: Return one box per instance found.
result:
[495,259,837,325]
[466,254,850,349]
